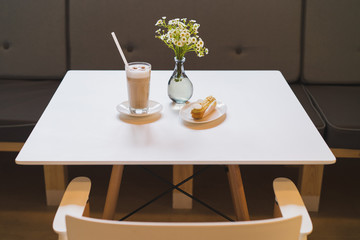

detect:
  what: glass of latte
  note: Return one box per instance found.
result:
[125,62,151,114]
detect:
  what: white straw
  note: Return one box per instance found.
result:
[111,32,128,67]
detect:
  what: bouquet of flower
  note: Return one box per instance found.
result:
[155,17,209,60]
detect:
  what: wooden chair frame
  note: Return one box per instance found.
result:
[53,177,313,240]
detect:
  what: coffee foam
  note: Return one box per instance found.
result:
[126,64,151,78]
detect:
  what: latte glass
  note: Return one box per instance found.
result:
[125,62,151,114]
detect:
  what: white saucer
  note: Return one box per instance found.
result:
[116,100,163,117]
[179,101,227,123]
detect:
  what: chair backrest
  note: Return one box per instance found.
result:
[66,215,302,240]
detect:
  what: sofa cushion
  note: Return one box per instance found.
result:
[0,0,67,79]
[303,0,360,84]
[305,85,360,149]
[0,80,60,142]
[69,0,302,82]
[290,84,325,136]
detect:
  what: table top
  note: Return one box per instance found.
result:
[16,70,336,165]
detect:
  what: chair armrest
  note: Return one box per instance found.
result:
[273,177,313,239]
[53,177,91,239]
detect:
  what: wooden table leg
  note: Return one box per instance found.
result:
[2,143,67,206]
[298,165,324,212]
[43,165,68,206]
[227,165,250,221]
[103,165,124,220]
[172,165,193,209]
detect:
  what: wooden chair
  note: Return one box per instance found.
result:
[53,177,312,240]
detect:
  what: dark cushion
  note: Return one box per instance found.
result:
[303,0,360,84]
[69,0,301,82]
[290,84,325,136]
[305,85,360,149]
[0,80,60,142]
[0,0,67,79]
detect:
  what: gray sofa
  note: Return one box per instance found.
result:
[1,0,359,210]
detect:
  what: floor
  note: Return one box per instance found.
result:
[1,151,359,239]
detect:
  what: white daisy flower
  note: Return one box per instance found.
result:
[178,22,186,29]
[177,41,184,47]
[181,36,187,43]
[205,48,209,54]
[191,37,197,43]
[155,19,162,26]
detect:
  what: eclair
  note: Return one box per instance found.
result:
[191,96,217,119]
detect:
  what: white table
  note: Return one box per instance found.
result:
[16,70,335,219]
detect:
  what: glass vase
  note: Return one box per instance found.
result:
[168,57,193,104]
